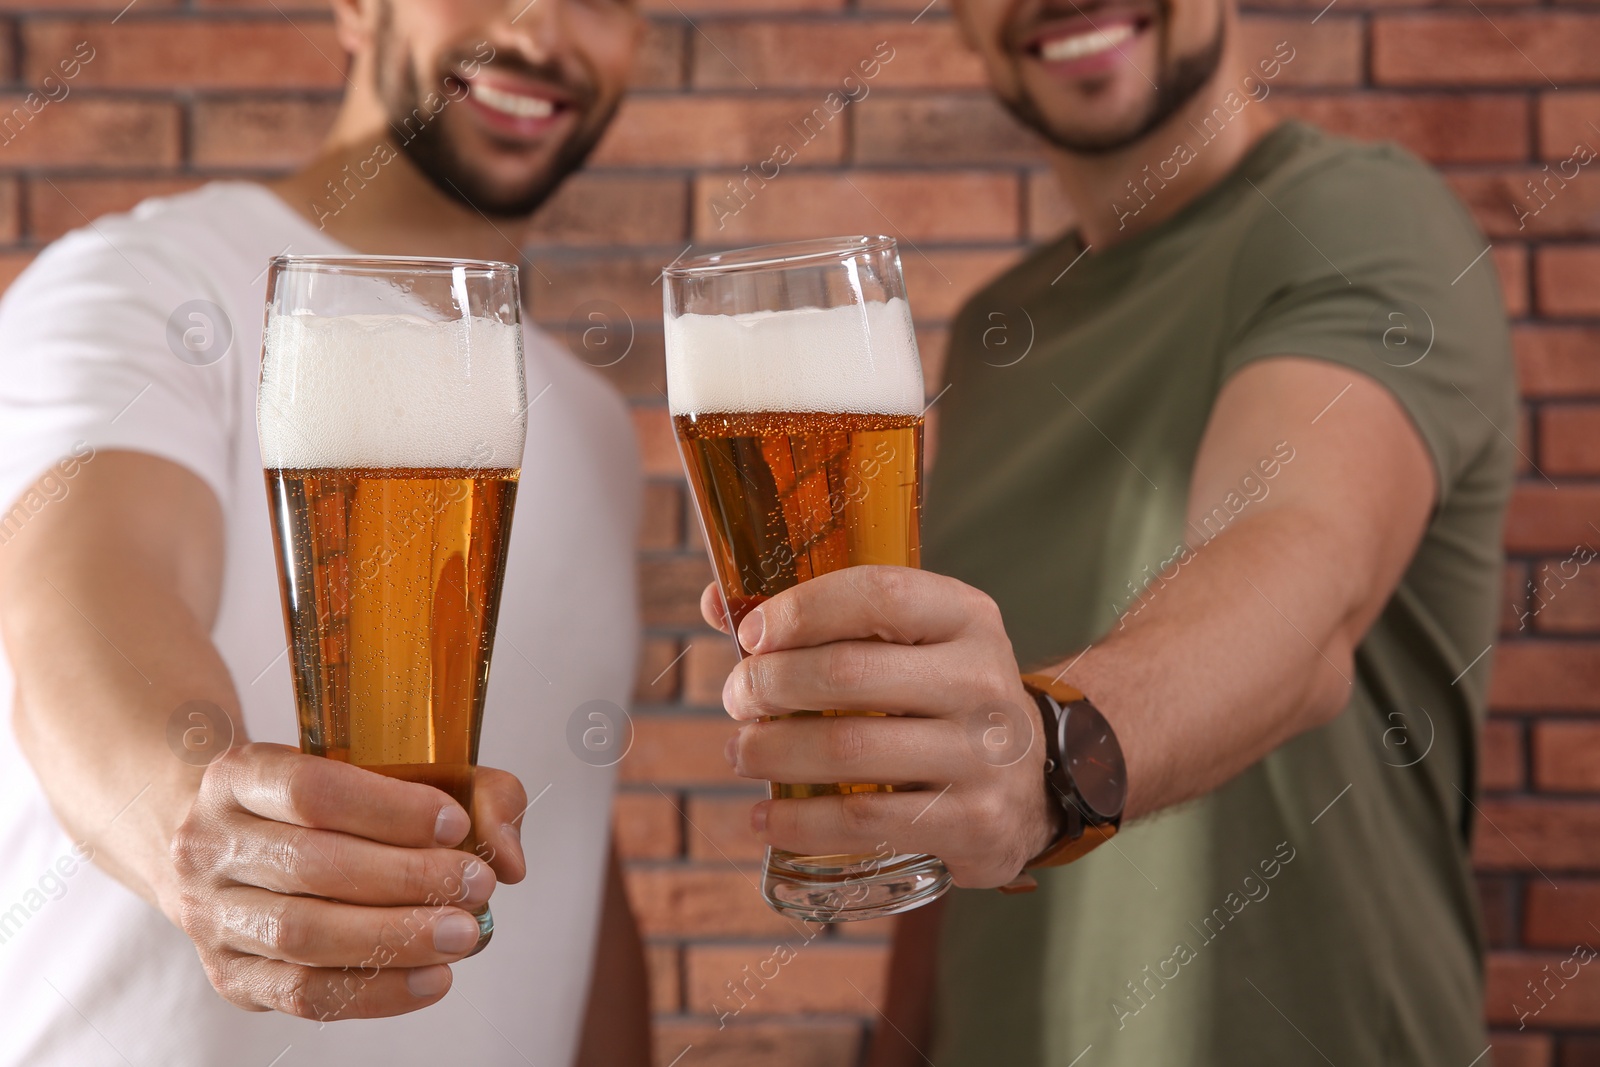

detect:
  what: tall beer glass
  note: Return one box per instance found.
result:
[258,256,526,953]
[664,236,951,921]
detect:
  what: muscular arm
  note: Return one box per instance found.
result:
[1,451,231,907]
[0,451,527,1018]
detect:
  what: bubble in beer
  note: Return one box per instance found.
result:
[258,313,526,469]
[664,298,923,416]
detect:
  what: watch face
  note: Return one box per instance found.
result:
[1061,701,1127,820]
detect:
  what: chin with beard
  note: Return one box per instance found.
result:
[1003,8,1226,156]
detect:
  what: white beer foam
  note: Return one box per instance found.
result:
[259,313,527,469]
[665,299,923,416]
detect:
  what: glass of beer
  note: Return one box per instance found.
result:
[663,235,951,921]
[257,256,526,954]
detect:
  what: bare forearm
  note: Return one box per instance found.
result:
[1058,507,1359,821]
[3,556,241,911]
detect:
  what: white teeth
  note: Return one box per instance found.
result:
[471,82,555,120]
[1039,22,1135,62]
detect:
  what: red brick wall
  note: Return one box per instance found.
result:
[7,2,1598,1064]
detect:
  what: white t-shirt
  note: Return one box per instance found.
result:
[0,182,641,1066]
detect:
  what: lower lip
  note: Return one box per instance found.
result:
[462,86,568,140]
[1031,20,1147,80]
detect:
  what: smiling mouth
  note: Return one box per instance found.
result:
[469,81,557,120]
[1037,22,1138,62]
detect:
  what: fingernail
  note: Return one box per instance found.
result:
[434,805,470,846]
[722,670,739,714]
[461,859,495,904]
[434,911,481,954]
[738,607,764,652]
[408,964,452,998]
[724,733,739,769]
[750,803,768,834]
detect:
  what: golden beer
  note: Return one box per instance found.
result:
[674,409,921,807]
[264,466,519,814]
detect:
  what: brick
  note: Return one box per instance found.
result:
[639,482,684,552]
[1539,91,1600,160]
[628,865,801,937]
[1448,171,1600,239]
[614,790,683,859]
[1504,561,1531,635]
[1274,93,1529,163]
[1537,247,1600,317]
[684,634,739,707]
[590,327,669,401]
[1540,406,1600,477]
[636,635,685,704]
[1480,874,1521,947]
[1525,879,1600,947]
[903,248,1024,321]
[596,94,848,167]
[1505,487,1600,554]
[1485,950,1600,1026]
[526,252,665,328]
[1237,17,1363,87]
[1560,1038,1600,1066]
[1534,723,1600,791]
[694,171,1020,244]
[1373,14,1600,87]
[1490,1030,1554,1067]
[0,177,19,246]
[690,21,985,90]
[686,942,888,1015]
[635,19,686,91]
[0,96,179,167]
[1483,719,1526,791]
[1526,552,1600,634]
[686,791,769,861]
[27,177,198,244]
[653,1019,862,1067]
[0,251,35,293]
[648,943,682,1014]
[1516,328,1600,397]
[1497,245,1530,319]
[0,0,180,7]
[25,19,345,89]
[854,94,1041,165]
[619,714,738,783]
[528,174,687,246]
[1491,642,1600,712]
[1472,799,1600,870]
[191,98,339,169]
[632,405,680,478]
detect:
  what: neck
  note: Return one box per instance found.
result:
[268,111,532,264]
[1050,48,1279,250]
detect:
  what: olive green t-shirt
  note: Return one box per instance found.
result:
[923,121,1516,1065]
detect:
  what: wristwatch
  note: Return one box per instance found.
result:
[998,674,1127,894]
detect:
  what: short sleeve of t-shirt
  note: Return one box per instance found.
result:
[1219,142,1514,501]
[0,223,236,516]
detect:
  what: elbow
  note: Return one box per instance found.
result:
[1302,634,1357,731]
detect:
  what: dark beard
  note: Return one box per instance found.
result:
[372,3,617,219]
[1001,9,1226,156]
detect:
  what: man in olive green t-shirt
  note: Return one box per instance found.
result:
[695,0,1515,1062]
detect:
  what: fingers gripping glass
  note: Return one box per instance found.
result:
[664,236,952,921]
[258,256,527,955]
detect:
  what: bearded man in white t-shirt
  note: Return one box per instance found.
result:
[0,2,652,1065]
